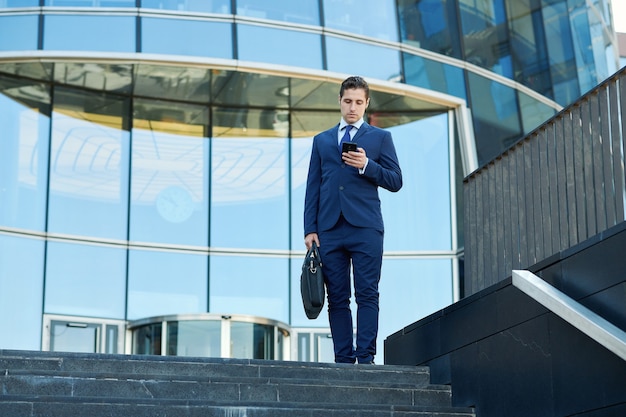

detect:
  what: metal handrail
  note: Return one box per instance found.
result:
[512,270,626,362]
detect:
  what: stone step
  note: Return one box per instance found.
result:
[0,397,476,417]
[0,349,432,387]
[0,349,476,417]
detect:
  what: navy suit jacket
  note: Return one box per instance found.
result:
[304,122,402,235]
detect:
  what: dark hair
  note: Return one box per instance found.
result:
[339,76,369,100]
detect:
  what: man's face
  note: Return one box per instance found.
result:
[340,88,369,124]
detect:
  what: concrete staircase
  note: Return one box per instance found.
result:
[0,349,474,416]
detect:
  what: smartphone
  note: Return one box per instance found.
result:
[342,142,358,153]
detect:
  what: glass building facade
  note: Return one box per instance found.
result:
[0,0,618,362]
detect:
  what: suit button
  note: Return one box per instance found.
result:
[339,186,344,191]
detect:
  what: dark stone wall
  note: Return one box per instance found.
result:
[385,223,626,417]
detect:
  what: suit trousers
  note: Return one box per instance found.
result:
[318,214,383,364]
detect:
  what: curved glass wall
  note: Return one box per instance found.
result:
[0,1,600,164]
[0,61,462,359]
[129,314,289,360]
[0,0,617,359]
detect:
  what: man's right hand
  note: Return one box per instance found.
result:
[304,233,320,250]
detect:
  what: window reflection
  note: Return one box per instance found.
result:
[541,1,579,105]
[210,134,289,249]
[230,322,274,359]
[54,62,133,94]
[0,15,39,51]
[398,0,462,58]
[325,36,401,82]
[47,87,130,239]
[167,320,221,357]
[238,24,323,69]
[323,0,398,41]
[0,235,44,350]
[133,323,162,355]
[459,0,513,77]
[141,0,230,13]
[44,0,135,6]
[468,72,521,165]
[44,241,127,318]
[379,258,453,354]
[382,113,452,251]
[236,0,319,25]
[210,256,288,322]
[518,91,555,134]
[403,53,467,99]
[505,0,552,98]
[127,250,208,320]
[142,18,232,58]
[130,99,209,246]
[43,14,135,52]
[134,64,211,103]
[0,78,50,231]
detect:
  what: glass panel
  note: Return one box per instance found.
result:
[290,135,314,251]
[518,91,556,134]
[381,113,452,251]
[45,0,135,5]
[0,0,40,6]
[47,87,130,239]
[403,53,467,99]
[0,235,44,350]
[323,0,398,41]
[167,320,221,357]
[542,0,579,105]
[43,14,135,52]
[134,64,211,103]
[141,0,231,13]
[325,37,401,82]
[50,321,99,353]
[210,256,288,322]
[315,333,335,362]
[236,0,319,25]
[568,0,596,94]
[212,71,289,108]
[105,325,118,353]
[467,72,522,166]
[54,62,133,94]
[506,0,552,97]
[0,15,39,51]
[0,62,54,81]
[230,322,274,359]
[297,333,311,361]
[0,77,50,231]
[238,24,323,69]
[379,258,453,358]
[210,133,289,249]
[398,0,462,58]
[289,79,339,111]
[44,241,127,318]
[142,18,232,58]
[127,250,208,320]
[133,323,162,355]
[459,0,513,77]
[130,99,209,246]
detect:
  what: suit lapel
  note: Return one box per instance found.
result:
[353,122,369,142]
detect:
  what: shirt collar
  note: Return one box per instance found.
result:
[339,118,364,131]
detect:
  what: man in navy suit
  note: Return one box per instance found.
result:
[304,76,402,364]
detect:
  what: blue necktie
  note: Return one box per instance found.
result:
[340,125,352,149]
